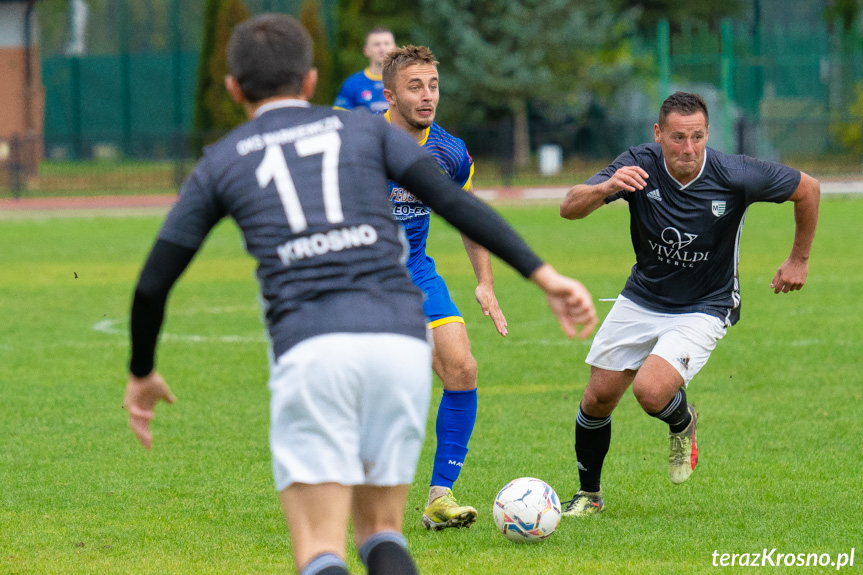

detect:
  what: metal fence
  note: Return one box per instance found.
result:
[3,12,863,197]
[653,18,863,159]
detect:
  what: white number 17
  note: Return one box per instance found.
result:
[255,131,343,233]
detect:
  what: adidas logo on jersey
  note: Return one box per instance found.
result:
[647,189,662,201]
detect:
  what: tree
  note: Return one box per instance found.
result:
[831,80,863,155]
[191,0,249,152]
[334,0,419,86]
[301,0,335,105]
[418,0,640,168]
[825,0,861,31]
[35,0,70,55]
[611,0,744,35]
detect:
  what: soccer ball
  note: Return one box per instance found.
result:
[492,477,561,543]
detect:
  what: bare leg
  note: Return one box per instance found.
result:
[352,485,409,545]
[580,366,636,417]
[631,354,685,414]
[431,321,476,393]
[279,482,351,572]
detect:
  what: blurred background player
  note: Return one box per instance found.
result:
[333,27,395,112]
[123,14,597,575]
[558,91,819,517]
[382,45,509,531]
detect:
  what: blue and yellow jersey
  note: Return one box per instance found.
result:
[385,110,474,281]
[333,69,388,112]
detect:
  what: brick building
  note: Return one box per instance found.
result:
[0,0,42,179]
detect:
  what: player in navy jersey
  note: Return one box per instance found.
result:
[333,27,394,112]
[122,14,596,575]
[558,92,820,517]
[381,45,509,531]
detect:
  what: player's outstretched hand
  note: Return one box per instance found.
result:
[770,256,808,294]
[475,283,508,337]
[124,371,177,449]
[530,264,597,339]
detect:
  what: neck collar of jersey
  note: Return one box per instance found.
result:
[363,68,383,81]
[663,148,708,190]
[384,109,430,145]
[253,99,311,118]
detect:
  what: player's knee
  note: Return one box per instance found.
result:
[581,387,619,416]
[439,354,477,391]
[632,382,667,414]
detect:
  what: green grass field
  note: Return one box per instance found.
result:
[1,197,861,574]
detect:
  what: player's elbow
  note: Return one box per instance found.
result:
[794,172,821,205]
[560,201,589,220]
[559,186,597,220]
[808,177,821,204]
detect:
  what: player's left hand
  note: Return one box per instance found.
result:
[770,257,808,294]
[475,283,508,337]
[123,371,176,449]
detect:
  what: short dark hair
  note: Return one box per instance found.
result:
[227,14,313,103]
[659,92,709,127]
[382,45,438,90]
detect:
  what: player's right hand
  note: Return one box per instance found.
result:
[530,264,597,339]
[123,371,176,449]
[475,283,508,337]
[606,166,650,193]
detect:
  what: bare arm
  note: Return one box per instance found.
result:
[770,172,820,294]
[560,166,650,220]
[460,184,508,336]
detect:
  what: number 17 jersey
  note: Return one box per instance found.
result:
[156,100,432,360]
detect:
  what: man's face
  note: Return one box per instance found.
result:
[363,32,396,68]
[654,111,708,184]
[385,64,439,131]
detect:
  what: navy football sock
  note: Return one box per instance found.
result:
[575,407,611,493]
[359,532,417,575]
[300,553,348,575]
[649,388,691,433]
[430,389,477,488]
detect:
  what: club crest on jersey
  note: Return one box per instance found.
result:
[711,201,726,218]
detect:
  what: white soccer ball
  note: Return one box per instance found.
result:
[492,477,561,543]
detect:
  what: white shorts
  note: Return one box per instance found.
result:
[585,297,727,384]
[268,332,432,491]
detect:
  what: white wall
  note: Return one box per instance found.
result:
[0,3,27,48]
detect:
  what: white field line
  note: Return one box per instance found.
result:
[92,318,266,344]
